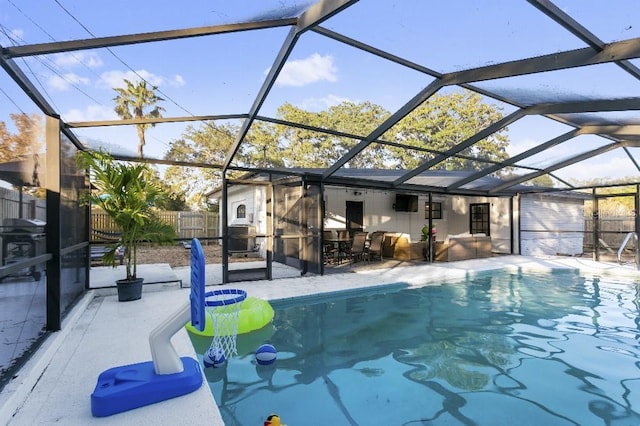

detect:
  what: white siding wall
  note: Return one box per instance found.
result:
[324,187,512,252]
[227,189,253,227]
[520,195,584,256]
[444,195,512,253]
[324,188,424,241]
[252,187,268,257]
[215,184,584,258]
[217,186,269,256]
[252,186,267,235]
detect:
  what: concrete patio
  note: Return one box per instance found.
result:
[1,256,639,425]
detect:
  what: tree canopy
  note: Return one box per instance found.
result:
[0,113,45,196]
[274,101,390,168]
[162,91,511,208]
[0,113,43,163]
[388,91,509,170]
[164,122,239,208]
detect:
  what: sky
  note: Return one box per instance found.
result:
[1,0,640,183]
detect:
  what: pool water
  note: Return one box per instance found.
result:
[191,271,640,425]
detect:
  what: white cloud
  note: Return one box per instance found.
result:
[170,74,186,87]
[506,137,538,157]
[62,104,118,122]
[53,51,103,68]
[560,155,636,182]
[99,69,165,89]
[272,53,338,87]
[299,94,350,111]
[0,28,24,44]
[47,73,90,91]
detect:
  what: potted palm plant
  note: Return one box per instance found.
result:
[77,150,176,301]
[421,224,436,261]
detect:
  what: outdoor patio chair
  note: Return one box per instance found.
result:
[364,231,385,263]
[348,231,368,263]
[323,230,340,264]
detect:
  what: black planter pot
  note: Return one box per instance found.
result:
[116,277,144,302]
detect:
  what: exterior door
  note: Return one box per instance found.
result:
[346,201,364,237]
[273,184,302,267]
[271,181,323,275]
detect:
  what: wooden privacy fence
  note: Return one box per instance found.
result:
[584,215,636,250]
[91,209,219,243]
[0,187,46,225]
[0,189,46,263]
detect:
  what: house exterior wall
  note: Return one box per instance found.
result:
[325,188,423,240]
[519,194,585,256]
[227,187,254,227]
[219,185,268,256]
[212,182,585,260]
[444,195,512,254]
[324,187,512,253]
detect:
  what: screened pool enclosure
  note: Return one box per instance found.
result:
[1,0,640,391]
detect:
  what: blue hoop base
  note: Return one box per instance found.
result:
[91,357,202,417]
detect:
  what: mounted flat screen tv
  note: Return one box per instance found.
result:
[394,194,419,212]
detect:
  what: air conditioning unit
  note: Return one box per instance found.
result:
[228,225,256,251]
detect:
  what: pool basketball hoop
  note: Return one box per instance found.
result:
[204,288,247,360]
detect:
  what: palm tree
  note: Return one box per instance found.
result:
[77,150,176,283]
[113,79,165,158]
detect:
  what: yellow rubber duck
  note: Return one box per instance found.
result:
[264,414,286,426]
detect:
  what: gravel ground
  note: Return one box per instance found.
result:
[134,243,258,267]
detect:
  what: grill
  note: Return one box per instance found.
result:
[1,218,46,281]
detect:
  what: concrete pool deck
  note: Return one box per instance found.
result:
[1,255,639,425]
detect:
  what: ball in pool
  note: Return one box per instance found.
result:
[203,346,226,368]
[255,343,277,366]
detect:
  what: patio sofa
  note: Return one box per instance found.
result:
[382,232,424,260]
[434,233,492,262]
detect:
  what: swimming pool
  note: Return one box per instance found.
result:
[191,270,640,425]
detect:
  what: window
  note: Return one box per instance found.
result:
[424,201,442,220]
[236,204,246,219]
[470,203,490,235]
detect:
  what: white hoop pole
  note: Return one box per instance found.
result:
[148,302,191,375]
